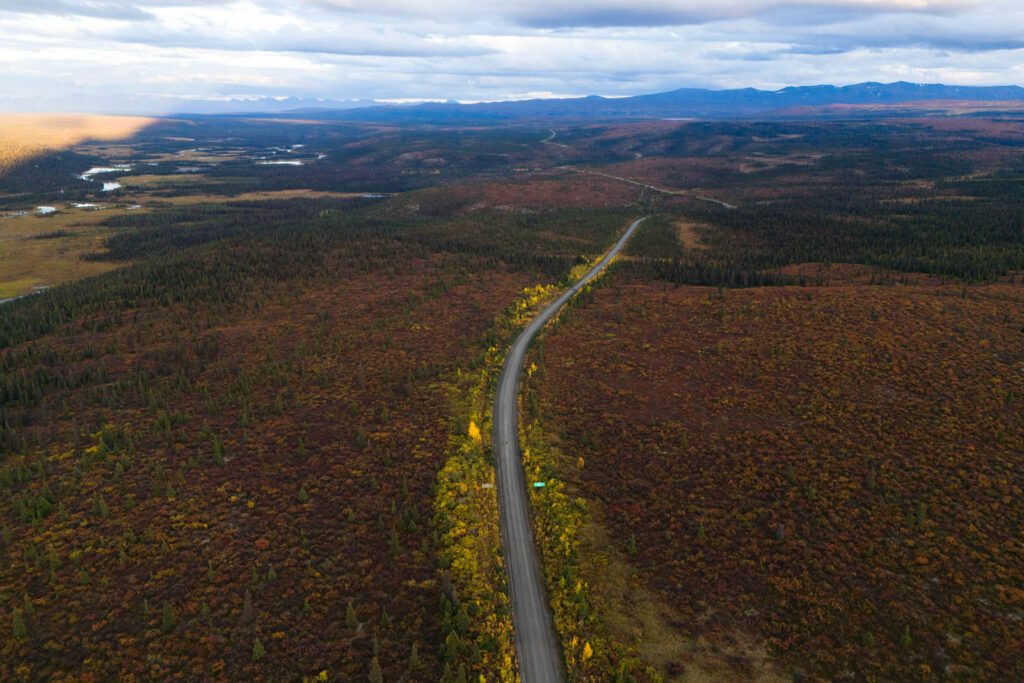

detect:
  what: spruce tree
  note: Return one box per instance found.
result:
[12,607,27,639]
[368,656,383,683]
[241,588,254,623]
[161,601,176,633]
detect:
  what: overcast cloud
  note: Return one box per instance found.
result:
[0,0,1021,113]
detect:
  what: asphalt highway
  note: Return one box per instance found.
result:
[581,169,738,209]
[492,216,647,683]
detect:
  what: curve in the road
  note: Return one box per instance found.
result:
[493,216,647,683]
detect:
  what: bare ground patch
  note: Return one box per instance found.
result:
[676,221,707,251]
[574,493,784,682]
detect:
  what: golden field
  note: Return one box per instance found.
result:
[0,113,153,174]
[0,208,126,300]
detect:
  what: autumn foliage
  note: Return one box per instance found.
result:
[0,225,540,680]
[3,110,1024,682]
[538,276,1024,680]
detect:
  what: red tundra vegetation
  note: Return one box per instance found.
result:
[538,275,1024,680]
[0,243,540,680]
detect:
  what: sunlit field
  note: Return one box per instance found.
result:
[0,114,153,176]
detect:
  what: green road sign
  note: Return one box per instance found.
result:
[533,482,546,488]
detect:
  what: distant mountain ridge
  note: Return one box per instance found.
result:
[283,81,1024,122]
[4,82,1021,118]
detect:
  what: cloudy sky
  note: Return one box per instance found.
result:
[1,0,1022,112]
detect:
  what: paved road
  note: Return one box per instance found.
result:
[578,169,738,209]
[541,129,569,148]
[493,216,647,683]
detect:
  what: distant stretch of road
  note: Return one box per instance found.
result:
[541,129,569,148]
[493,216,647,683]
[577,169,738,209]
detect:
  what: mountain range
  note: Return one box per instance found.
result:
[7,82,1021,120]
[277,82,1024,122]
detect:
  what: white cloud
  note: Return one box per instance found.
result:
[0,0,1021,112]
